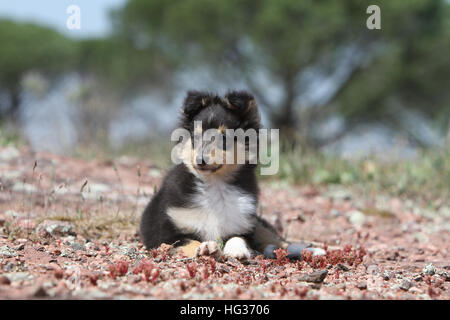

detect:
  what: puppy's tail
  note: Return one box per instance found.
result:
[249,216,289,253]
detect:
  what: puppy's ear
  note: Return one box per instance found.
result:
[182,91,211,119]
[224,90,260,129]
[224,90,257,113]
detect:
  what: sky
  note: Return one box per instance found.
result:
[0,0,126,38]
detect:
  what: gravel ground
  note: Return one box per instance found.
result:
[0,146,448,299]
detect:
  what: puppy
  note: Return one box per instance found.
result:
[140,90,287,259]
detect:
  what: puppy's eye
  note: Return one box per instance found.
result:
[221,134,235,150]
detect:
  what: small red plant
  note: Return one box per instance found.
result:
[109,260,129,279]
[358,246,367,259]
[186,263,197,278]
[260,260,267,273]
[109,264,117,279]
[207,257,216,274]
[141,261,154,282]
[116,260,129,276]
[302,250,313,264]
[202,265,210,280]
[151,268,161,284]
[428,286,440,298]
[274,248,289,265]
[343,244,352,253]
[89,273,99,286]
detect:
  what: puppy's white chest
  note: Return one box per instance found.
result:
[167,181,256,241]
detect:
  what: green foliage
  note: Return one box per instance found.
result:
[0,19,77,115]
[1,1,449,148]
[113,0,450,141]
[0,125,23,147]
[0,19,77,83]
[77,37,174,94]
[335,1,450,123]
[274,148,450,200]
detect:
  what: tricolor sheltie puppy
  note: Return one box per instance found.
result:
[140,90,288,259]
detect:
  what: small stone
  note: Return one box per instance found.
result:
[37,220,75,237]
[3,262,15,272]
[305,247,326,257]
[386,252,399,261]
[347,210,366,226]
[326,189,352,201]
[242,260,258,266]
[218,265,231,274]
[15,244,25,251]
[298,270,328,283]
[71,242,86,252]
[366,264,379,275]
[0,245,17,258]
[120,246,138,259]
[337,264,350,272]
[330,209,341,217]
[356,282,367,290]
[400,279,412,291]
[5,272,34,282]
[414,275,423,282]
[382,271,391,281]
[423,263,436,275]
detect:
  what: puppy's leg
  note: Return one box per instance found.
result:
[195,241,221,258]
[249,216,289,253]
[223,237,251,260]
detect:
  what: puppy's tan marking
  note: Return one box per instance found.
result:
[177,240,202,258]
[218,124,227,134]
[248,98,256,110]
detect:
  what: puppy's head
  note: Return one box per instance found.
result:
[178,90,260,179]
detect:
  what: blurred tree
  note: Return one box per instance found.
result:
[77,37,175,95]
[112,0,450,147]
[0,19,77,119]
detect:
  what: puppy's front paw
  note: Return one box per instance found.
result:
[195,241,221,258]
[223,237,251,260]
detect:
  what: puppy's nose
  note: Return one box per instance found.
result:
[196,156,207,166]
[196,154,211,166]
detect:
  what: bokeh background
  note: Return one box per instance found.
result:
[0,0,449,197]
